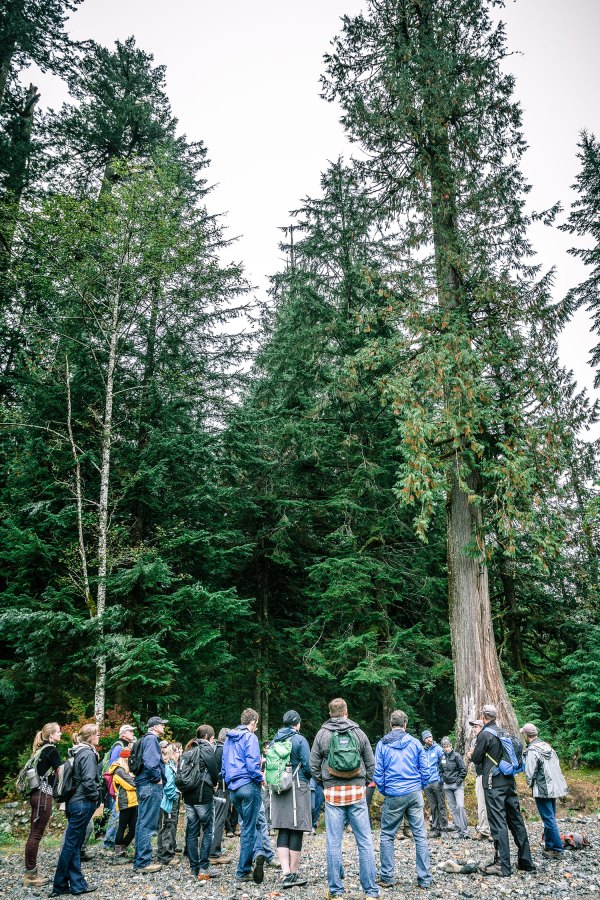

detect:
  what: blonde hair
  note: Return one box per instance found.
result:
[33,723,60,753]
[72,724,98,746]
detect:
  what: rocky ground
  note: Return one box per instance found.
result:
[0,815,598,900]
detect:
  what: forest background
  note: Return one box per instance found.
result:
[1,0,600,775]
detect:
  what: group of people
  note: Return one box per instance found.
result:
[21,698,569,896]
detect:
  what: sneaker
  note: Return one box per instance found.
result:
[473,831,488,841]
[71,887,98,895]
[237,873,253,883]
[283,873,307,888]
[209,855,231,865]
[266,857,281,868]
[378,881,396,889]
[253,854,265,884]
[135,863,162,873]
[542,850,563,860]
[517,863,537,872]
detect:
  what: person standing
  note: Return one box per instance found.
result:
[438,737,469,838]
[102,723,136,850]
[23,722,62,887]
[133,716,168,873]
[421,731,448,837]
[221,708,264,884]
[50,724,100,897]
[109,748,138,862]
[521,722,568,860]
[210,728,231,864]
[270,710,311,888]
[181,725,220,881]
[465,719,492,841]
[471,704,535,877]
[374,710,432,891]
[157,743,180,866]
[310,697,379,900]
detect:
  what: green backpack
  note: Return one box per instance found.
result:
[265,739,293,793]
[327,729,361,778]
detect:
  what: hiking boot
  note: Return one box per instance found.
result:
[71,886,98,895]
[253,853,265,884]
[377,880,397,888]
[429,830,441,839]
[80,850,95,862]
[517,863,537,872]
[237,873,253,883]
[209,854,231,865]
[473,831,488,841]
[23,868,49,887]
[135,863,162,873]
[482,865,508,877]
[542,850,563,860]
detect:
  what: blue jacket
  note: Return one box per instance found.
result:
[161,761,178,813]
[135,732,166,787]
[422,741,443,785]
[374,730,428,796]
[273,727,312,782]
[221,725,262,791]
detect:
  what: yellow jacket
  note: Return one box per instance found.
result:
[109,760,138,810]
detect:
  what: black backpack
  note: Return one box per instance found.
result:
[53,750,77,803]
[128,735,147,776]
[175,744,206,794]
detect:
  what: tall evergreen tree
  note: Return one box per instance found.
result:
[322,0,577,743]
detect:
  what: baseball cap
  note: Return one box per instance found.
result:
[119,723,136,737]
[520,723,538,737]
[481,704,497,718]
[147,716,168,728]
[469,719,484,727]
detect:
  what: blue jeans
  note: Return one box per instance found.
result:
[53,799,96,895]
[325,798,379,897]
[311,779,324,829]
[103,794,119,847]
[230,781,262,877]
[535,797,564,853]
[134,782,163,869]
[185,801,214,873]
[380,791,432,888]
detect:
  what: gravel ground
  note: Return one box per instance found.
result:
[1,816,598,900]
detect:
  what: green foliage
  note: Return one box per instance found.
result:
[563,627,600,766]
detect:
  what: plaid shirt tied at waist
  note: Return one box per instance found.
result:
[324,783,366,806]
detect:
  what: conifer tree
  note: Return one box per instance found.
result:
[322,0,577,743]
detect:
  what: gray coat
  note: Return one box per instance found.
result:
[524,739,568,799]
[310,717,374,789]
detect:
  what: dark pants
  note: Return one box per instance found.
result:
[52,799,96,895]
[25,790,53,870]
[185,801,214,874]
[485,780,533,875]
[115,806,138,848]
[535,797,563,853]
[210,789,229,856]
[226,800,238,834]
[311,780,324,830]
[158,801,179,863]
[424,782,448,832]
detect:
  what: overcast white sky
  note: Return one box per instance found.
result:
[29,0,600,411]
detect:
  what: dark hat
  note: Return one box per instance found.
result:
[469,719,484,728]
[283,710,301,727]
[421,730,433,740]
[481,704,497,719]
[147,716,168,728]
[520,723,538,738]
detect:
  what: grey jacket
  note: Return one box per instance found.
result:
[524,738,568,799]
[310,717,374,789]
[69,743,100,804]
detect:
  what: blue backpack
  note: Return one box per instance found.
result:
[484,725,525,776]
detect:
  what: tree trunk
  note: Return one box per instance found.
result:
[132,279,160,543]
[426,119,518,749]
[498,553,525,676]
[447,470,518,749]
[94,286,121,725]
[0,40,15,109]
[66,357,94,615]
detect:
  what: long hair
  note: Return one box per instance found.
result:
[72,724,98,746]
[32,723,59,753]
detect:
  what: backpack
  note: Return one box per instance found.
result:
[128,735,147,776]
[16,748,45,796]
[175,744,206,794]
[53,750,77,803]
[327,729,361,778]
[265,740,294,793]
[485,725,525,776]
[100,740,123,799]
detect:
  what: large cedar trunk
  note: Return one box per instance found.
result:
[447,471,518,750]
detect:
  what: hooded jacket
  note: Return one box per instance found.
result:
[438,748,467,787]
[524,738,568,799]
[134,731,166,787]
[109,760,138,810]
[221,726,262,791]
[373,730,427,797]
[69,743,100,804]
[310,717,374,789]
[422,741,444,786]
[272,726,312,782]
